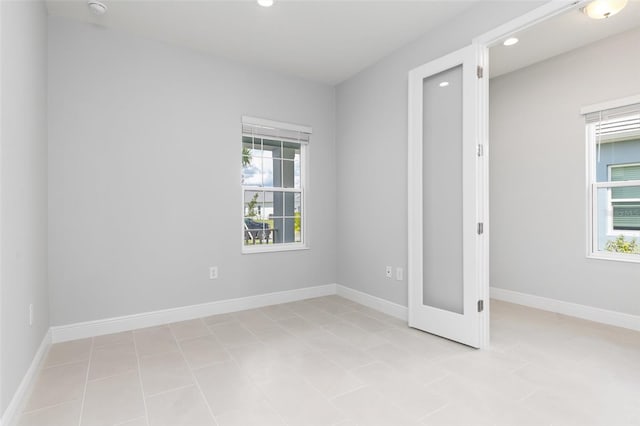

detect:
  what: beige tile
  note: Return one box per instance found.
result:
[305,298,354,315]
[276,316,324,338]
[18,299,640,426]
[93,331,134,349]
[25,361,88,411]
[332,386,420,426]
[307,332,373,370]
[323,320,389,350]
[18,400,81,426]
[421,402,496,426]
[338,311,389,333]
[168,319,210,341]
[89,341,138,380]
[139,351,193,396]
[81,371,145,426]
[259,304,297,321]
[179,335,230,369]
[351,362,446,419]
[194,361,266,415]
[44,338,92,367]
[215,402,286,426]
[233,308,275,331]
[257,375,346,426]
[226,343,296,383]
[208,321,258,347]
[134,326,179,357]
[253,327,313,356]
[115,418,148,426]
[146,385,215,426]
[202,312,235,326]
[291,352,365,399]
[294,306,342,326]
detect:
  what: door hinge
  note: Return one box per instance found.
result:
[477,300,484,313]
[477,144,484,157]
[477,65,484,79]
[477,222,484,235]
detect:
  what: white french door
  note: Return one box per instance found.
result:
[407,45,487,348]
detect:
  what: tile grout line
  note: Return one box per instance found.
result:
[132,332,151,426]
[76,338,95,426]
[220,318,293,426]
[226,303,364,425]
[169,324,221,426]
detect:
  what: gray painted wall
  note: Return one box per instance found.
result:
[490,27,640,315]
[335,2,542,307]
[0,0,49,415]
[48,17,337,326]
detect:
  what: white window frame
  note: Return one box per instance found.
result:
[241,116,310,254]
[584,95,640,263]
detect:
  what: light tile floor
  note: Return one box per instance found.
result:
[17,296,640,426]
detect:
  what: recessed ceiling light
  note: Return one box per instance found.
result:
[503,37,519,47]
[87,1,107,15]
[257,0,274,7]
[582,0,628,19]
[439,81,450,87]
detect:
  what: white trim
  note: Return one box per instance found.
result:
[242,244,309,254]
[335,285,407,322]
[490,287,640,332]
[51,284,336,343]
[580,94,640,116]
[473,1,584,47]
[241,116,312,135]
[0,330,52,426]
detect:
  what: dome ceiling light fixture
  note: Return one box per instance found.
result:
[582,0,628,19]
[257,0,274,7]
[503,37,519,47]
[88,0,107,15]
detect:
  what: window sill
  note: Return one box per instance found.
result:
[587,253,640,264]
[242,243,309,254]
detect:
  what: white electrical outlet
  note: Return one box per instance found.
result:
[385,266,393,278]
[209,266,218,279]
[396,267,403,281]
[29,304,34,326]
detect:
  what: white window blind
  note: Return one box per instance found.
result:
[241,116,312,144]
[583,100,640,143]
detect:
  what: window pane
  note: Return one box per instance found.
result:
[244,191,262,219]
[613,202,640,231]
[262,139,282,157]
[611,163,640,199]
[594,187,640,255]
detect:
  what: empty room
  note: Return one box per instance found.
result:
[1,0,639,425]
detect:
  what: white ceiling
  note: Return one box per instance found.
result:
[490,1,640,78]
[45,0,481,85]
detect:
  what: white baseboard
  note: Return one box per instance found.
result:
[336,284,408,321]
[1,330,51,426]
[491,287,640,332]
[51,284,337,343]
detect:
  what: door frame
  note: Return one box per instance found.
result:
[408,0,584,349]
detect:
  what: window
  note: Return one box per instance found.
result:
[584,97,640,261]
[241,116,310,253]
